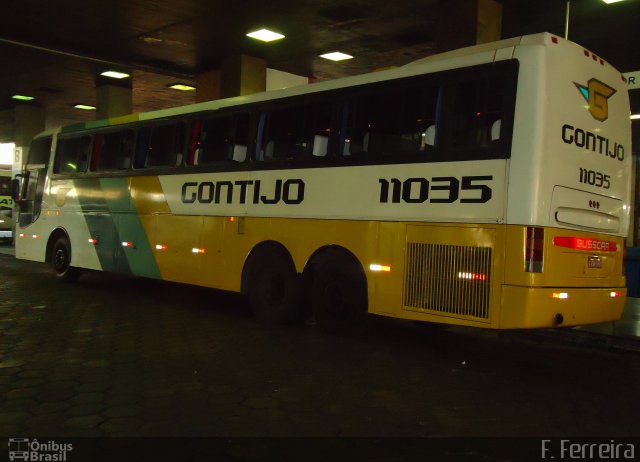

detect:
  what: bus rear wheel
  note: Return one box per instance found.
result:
[247,247,301,323]
[311,251,367,333]
[51,235,80,282]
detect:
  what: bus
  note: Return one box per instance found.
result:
[0,169,14,243]
[12,33,631,330]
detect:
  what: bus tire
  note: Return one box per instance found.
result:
[51,235,80,282]
[247,247,301,323]
[311,250,367,333]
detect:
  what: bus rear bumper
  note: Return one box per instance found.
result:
[500,285,626,329]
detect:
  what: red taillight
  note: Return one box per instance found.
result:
[525,227,544,273]
[553,237,617,252]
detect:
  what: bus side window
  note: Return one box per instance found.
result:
[448,77,504,151]
[194,113,250,165]
[92,130,135,171]
[259,105,306,162]
[403,82,439,153]
[343,89,402,158]
[54,135,92,174]
[139,123,186,168]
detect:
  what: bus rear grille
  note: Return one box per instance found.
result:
[404,243,492,319]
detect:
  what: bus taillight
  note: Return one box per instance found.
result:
[525,227,544,273]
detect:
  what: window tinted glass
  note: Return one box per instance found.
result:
[191,113,250,165]
[27,137,52,166]
[344,89,403,158]
[136,123,186,168]
[258,102,333,162]
[91,130,135,171]
[55,136,91,173]
[0,176,10,196]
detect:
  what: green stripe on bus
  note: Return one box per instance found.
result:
[74,178,129,274]
[99,178,162,280]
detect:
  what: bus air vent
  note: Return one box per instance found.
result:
[404,243,492,319]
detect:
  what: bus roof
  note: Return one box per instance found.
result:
[47,32,615,138]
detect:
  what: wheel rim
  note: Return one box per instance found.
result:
[54,246,68,273]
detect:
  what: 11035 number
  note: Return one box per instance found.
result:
[579,168,610,189]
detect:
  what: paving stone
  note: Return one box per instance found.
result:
[99,417,144,434]
[33,402,71,415]
[66,402,107,417]
[104,404,143,418]
[0,411,30,425]
[64,414,105,430]
[0,359,26,368]
[4,387,39,400]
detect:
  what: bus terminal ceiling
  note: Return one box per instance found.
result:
[0,0,638,137]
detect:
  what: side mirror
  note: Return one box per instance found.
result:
[11,173,26,201]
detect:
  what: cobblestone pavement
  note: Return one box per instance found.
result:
[1,251,640,439]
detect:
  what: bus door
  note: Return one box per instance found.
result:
[15,137,53,228]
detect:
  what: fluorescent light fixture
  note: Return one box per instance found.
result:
[101,70,130,79]
[602,0,625,3]
[631,114,640,120]
[74,104,96,110]
[320,52,354,62]
[168,84,196,91]
[246,29,285,42]
[12,95,35,101]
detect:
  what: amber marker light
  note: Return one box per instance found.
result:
[552,292,569,299]
[369,264,391,272]
[31,234,40,239]
[88,238,98,244]
[192,248,205,254]
[155,244,167,251]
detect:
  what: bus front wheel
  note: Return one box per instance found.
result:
[311,251,367,332]
[51,235,80,282]
[247,247,301,323]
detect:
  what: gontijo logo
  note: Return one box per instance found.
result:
[574,78,616,122]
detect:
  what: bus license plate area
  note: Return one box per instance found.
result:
[587,256,602,269]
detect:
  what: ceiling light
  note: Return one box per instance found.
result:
[168,84,196,91]
[246,29,285,42]
[602,0,625,3]
[12,95,35,101]
[320,52,354,62]
[100,71,130,79]
[631,114,640,120]
[74,104,96,110]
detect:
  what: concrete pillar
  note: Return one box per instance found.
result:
[221,54,266,98]
[196,54,267,103]
[196,69,222,103]
[436,0,502,52]
[96,84,132,120]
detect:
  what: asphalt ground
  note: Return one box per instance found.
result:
[1,250,639,459]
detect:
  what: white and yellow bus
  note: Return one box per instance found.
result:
[13,33,631,330]
[0,169,14,243]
